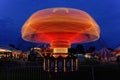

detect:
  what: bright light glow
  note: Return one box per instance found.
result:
[53,48,68,53]
[0,48,12,52]
[84,53,91,58]
[0,49,5,52]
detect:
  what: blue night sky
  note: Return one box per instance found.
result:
[0,0,120,51]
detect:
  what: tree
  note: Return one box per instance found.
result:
[75,44,85,55]
[87,46,96,53]
[68,48,76,56]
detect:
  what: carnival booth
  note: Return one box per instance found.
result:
[114,46,120,62]
[0,48,12,59]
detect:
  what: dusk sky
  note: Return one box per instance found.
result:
[0,0,120,51]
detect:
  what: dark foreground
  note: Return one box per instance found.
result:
[0,61,120,80]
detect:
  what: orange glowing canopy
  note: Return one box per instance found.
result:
[22,7,100,48]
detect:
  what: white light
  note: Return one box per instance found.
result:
[85,54,91,58]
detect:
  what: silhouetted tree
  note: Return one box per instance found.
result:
[108,48,114,51]
[86,46,96,53]
[9,44,15,48]
[68,48,76,56]
[75,44,85,55]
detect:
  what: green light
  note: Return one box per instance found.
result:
[8,50,12,52]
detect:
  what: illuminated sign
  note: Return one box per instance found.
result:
[53,48,68,53]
